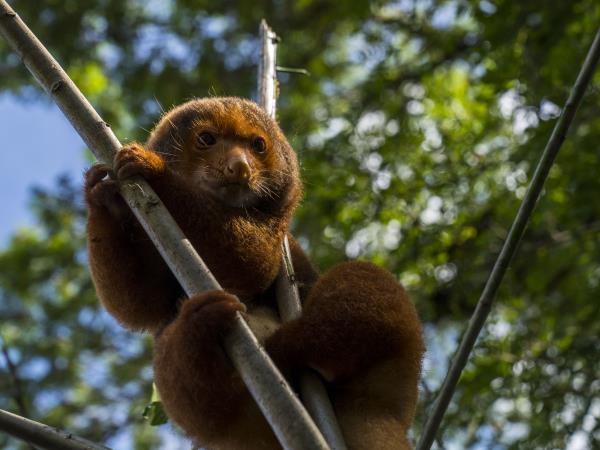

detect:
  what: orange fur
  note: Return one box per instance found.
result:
[85,97,424,449]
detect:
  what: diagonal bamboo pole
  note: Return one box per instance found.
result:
[0,409,113,450]
[416,27,600,450]
[258,20,348,450]
[0,3,328,449]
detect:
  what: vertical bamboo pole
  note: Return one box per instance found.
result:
[258,20,348,450]
[0,3,328,449]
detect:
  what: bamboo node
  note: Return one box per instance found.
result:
[50,80,63,92]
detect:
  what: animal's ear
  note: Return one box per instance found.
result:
[145,103,200,161]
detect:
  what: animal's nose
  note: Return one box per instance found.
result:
[225,155,251,183]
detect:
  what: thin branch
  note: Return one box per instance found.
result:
[0,342,38,450]
[418,380,446,450]
[0,409,112,450]
[0,343,29,418]
[0,3,327,449]
[258,20,348,450]
[416,27,600,450]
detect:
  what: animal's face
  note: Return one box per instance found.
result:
[147,97,302,212]
[185,115,275,208]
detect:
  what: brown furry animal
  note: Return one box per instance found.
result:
[85,97,424,450]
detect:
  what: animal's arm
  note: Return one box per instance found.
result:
[266,261,424,384]
[152,236,316,449]
[265,261,423,449]
[85,144,203,332]
[153,291,280,449]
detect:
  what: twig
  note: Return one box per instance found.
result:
[0,343,29,419]
[418,380,446,450]
[0,3,327,449]
[0,341,38,450]
[258,20,348,450]
[416,27,600,450]
[276,66,311,76]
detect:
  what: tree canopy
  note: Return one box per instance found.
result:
[1,1,599,449]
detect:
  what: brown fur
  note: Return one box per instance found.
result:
[85,97,424,449]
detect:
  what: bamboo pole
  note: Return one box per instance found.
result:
[258,20,348,450]
[416,27,600,450]
[0,3,328,449]
[0,409,113,450]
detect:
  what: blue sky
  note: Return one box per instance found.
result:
[0,94,87,246]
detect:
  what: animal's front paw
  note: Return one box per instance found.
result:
[84,163,128,217]
[153,291,246,388]
[264,320,308,379]
[114,143,166,181]
[265,318,352,382]
[175,291,247,344]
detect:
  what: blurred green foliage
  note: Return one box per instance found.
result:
[1,1,599,449]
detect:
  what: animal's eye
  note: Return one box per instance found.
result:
[197,131,217,147]
[252,137,266,154]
